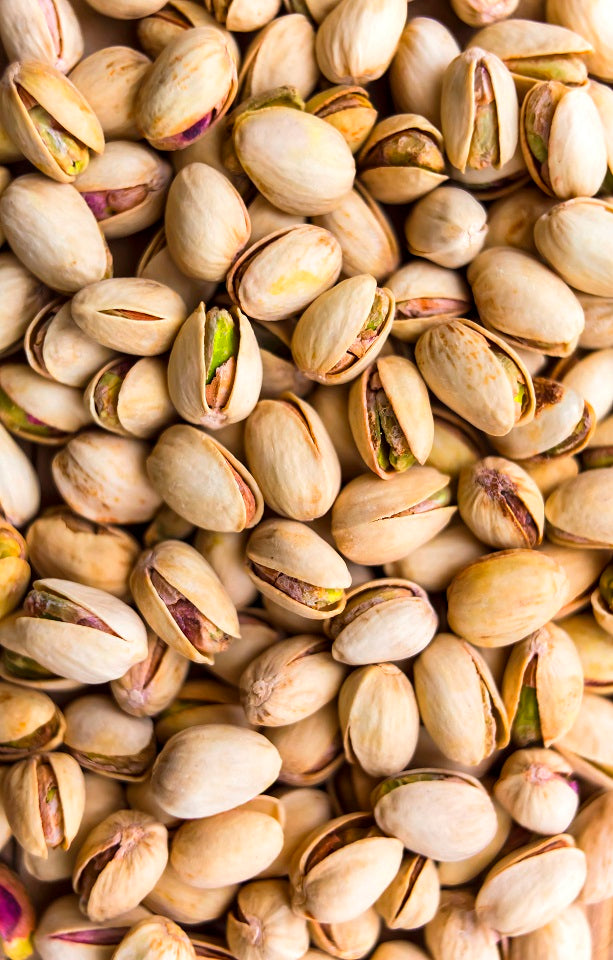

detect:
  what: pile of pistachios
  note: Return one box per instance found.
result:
[0,0,612,957]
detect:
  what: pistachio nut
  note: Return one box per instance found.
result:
[0,174,112,293]
[308,909,381,960]
[73,809,168,922]
[137,227,217,314]
[111,634,189,719]
[306,85,377,155]
[263,788,333,877]
[534,198,613,297]
[425,890,501,960]
[387,261,471,343]
[85,356,175,440]
[195,531,259,611]
[569,790,613,904]
[0,520,29,620]
[0,625,88,693]
[475,834,587,936]
[375,855,439,931]
[227,880,309,960]
[0,362,91,445]
[405,186,488,269]
[358,114,447,205]
[313,184,400,282]
[545,468,613,547]
[0,59,104,183]
[64,694,156,781]
[485,185,556,254]
[373,770,498,862]
[0,863,35,960]
[203,0,281,31]
[450,140,530,200]
[547,0,613,82]
[469,19,592,94]
[452,0,520,26]
[53,430,162,525]
[557,346,613,421]
[507,903,592,960]
[428,409,490,474]
[130,539,240,665]
[325,577,437,665]
[34,895,151,960]
[0,253,49,358]
[384,521,487,594]
[245,518,351,621]
[232,96,355,216]
[154,677,246,743]
[265,702,343,787]
[69,45,151,141]
[436,794,512,888]
[137,2,239,62]
[502,621,584,746]
[24,298,114,387]
[323,762,377,816]
[493,747,578,834]
[0,0,83,73]
[144,863,237,925]
[315,0,407,85]
[592,561,613,635]
[556,693,613,789]
[113,916,196,960]
[240,634,347,726]
[390,17,460,128]
[240,15,318,101]
[291,276,394,387]
[0,681,65,760]
[3,752,85,860]
[442,48,518,173]
[562,612,613,694]
[150,724,282,819]
[457,456,544,549]
[147,425,263,532]
[290,812,403,923]
[226,224,342,322]
[136,28,237,150]
[416,318,536,436]
[414,633,509,766]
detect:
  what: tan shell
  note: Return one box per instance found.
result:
[540,541,610,619]
[306,85,377,156]
[112,915,196,960]
[0,362,91,445]
[358,114,448,205]
[207,0,281,31]
[33,896,151,960]
[137,227,217,314]
[195,532,259,611]
[570,790,613,905]
[309,909,381,960]
[384,522,487,595]
[138,2,240,63]
[0,422,40,526]
[85,356,175,440]
[557,694,613,789]
[147,425,264,533]
[437,796,512,888]
[545,468,613,548]
[315,0,407,85]
[64,694,156,782]
[144,863,236,926]
[577,290,613,350]
[548,0,613,81]
[452,0,520,26]
[425,890,500,960]
[0,253,49,357]
[0,0,83,72]
[390,17,460,127]
[0,681,65,759]
[265,703,343,788]
[111,634,189,719]
[458,456,545,549]
[492,377,592,461]
[247,195,306,246]
[485,185,556,255]
[562,613,613,694]
[375,856,440,931]
[535,198,613,298]
[559,346,613,421]
[387,261,471,342]
[405,186,488,269]
[493,747,578,834]
[240,15,318,100]
[24,298,114,388]
[227,879,309,960]
[262,788,333,877]
[69,45,152,141]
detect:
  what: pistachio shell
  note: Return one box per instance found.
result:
[34,895,151,960]
[493,747,578,834]
[0,0,83,73]
[144,863,237,925]
[545,468,613,548]
[69,45,151,141]
[207,0,281,32]
[113,916,196,960]
[458,456,545,549]
[0,362,91,445]
[547,0,613,81]
[358,113,448,205]
[227,880,309,960]
[111,634,189,719]
[390,17,460,127]
[315,0,407,85]
[0,681,65,759]
[195,533,260,612]
[24,299,115,387]
[306,85,377,155]
[137,227,217,313]
[485,185,556,254]
[247,195,306,246]
[562,613,613,693]
[492,377,593,461]
[138,2,239,62]
[308,909,381,960]
[265,703,343,788]
[387,261,471,342]
[570,791,613,905]
[85,356,176,440]
[64,694,155,781]
[557,693,613,789]
[0,423,40,527]
[375,856,440,931]
[405,186,488,269]
[425,890,500,960]
[452,0,520,26]
[436,796,511,888]
[0,253,49,358]
[240,15,318,100]
[535,198,613,298]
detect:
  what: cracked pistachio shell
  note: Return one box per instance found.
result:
[545,468,613,548]
[0,363,91,445]
[448,551,568,647]
[547,0,613,81]
[171,796,284,889]
[246,518,351,620]
[227,224,342,322]
[73,810,168,923]
[358,114,448,205]
[373,769,498,862]
[0,60,104,183]
[387,261,471,343]
[416,318,536,436]
[502,621,584,746]
[309,910,381,960]
[153,678,246,743]
[331,467,456,566]
[375,855,440,931]
[339,664,419,777]
[150,724,282,819]
[0,0,82,73]
[557,694,613,789]
[0,520,29,620]
[0,174,112,293]
[147,425,263,532]
[138,2,240,63]
[111,635,189,719]
[384,522,487,595]
[130,539,240,665]
[74,141,171,239]
[452,0,520,26]
[265,702,343,788]
[195,532,259,611]
[592,569,613,637]
[0,423,40,527]
[53,431,162,525]
[137,228,217,314]
[34,895,151,960]
[248,195,305,246]
[475,835,587,936]
[390,18,460,128]
[306,85,377,155]
[290,812,403,923]
[263,788,333,877]
[425,890,500,960]
[144,863,236,925]
[26,508,139,600]
[168,303,262,430]
[204,0,281,31]
[449,141,529,201]
[72,278,186,356]
[458,456,545,549]
[468,247,584,356]
[313,184,400,282]
[311,385,366,482]
[405,186,488,269]
[348,356,433,478]
[562,613,613,693]
[315,0,407,85]
[0,253,49,358]
[291,275,394,386]
[0,681,65,759]
[64,694,156,782]
[166,163,250,282]
[228,880,309,960]
[535,198,613,298]
[25,299,114,387]
[3,752,85,859]
[485,185,556,254]
[493,748,578,834]
[437,794,511,887]
[240,634,347,726]
[85,357,175,440]
[233,104,355,217]
[2,577,148,684]
[136,28,237,151]
[69,46,151,141]
[570,791,613,905]
[558,347,613,422]
[113,916,196,960]
[577,291,613,350]
[414,633,510,767]
[441,48,518,174]
[245,393,341,520]
[326,577,437,665]
[239,15,318,100]
[508,903,592,960]
[283,0,339,23]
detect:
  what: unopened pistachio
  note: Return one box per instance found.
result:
[458,456,545,549]
[69,45,151,141]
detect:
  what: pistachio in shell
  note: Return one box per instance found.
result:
[306,85,377,155]
[68,44,151,142]
[63,694,156,781]
[0,520,29,620]
[0,0,83,73]
[457,455,545,549]
[493,747,579,834]
[0,681,65,761]
[358,113,448,204]
[405,186,488,269]
[387,260,471,343]
[24,297,114,388]
[545,468,613,548]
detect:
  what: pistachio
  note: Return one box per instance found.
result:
[69,45,151,141]
[203,0,281,31]
[557,693,613,789]
[34,895,151,960]
[545,468,613,547]
[266,703,343,788]
[227,880,309,960]
[485,185,555,254]
[0,863,35,960]
[507,903,592,960]
[375,856,440,931]
[534,197,613,297]
[0,362,91,445]
[144,864,237,926]
[113,916,197,960]
[154,677,245,743]
[425,890,500,960]
[309,909,381,960]
[24,298,114,387]
[405,186,488,269]
[64,694,156,781]
[452,0,520,26]
[0,253,49,358]
[436,795,512,888]
[315,0,407,85]
[0,0,83,73]
[111,634,189,718]
[358,114,447,204]
[85,356,175,440]
[547,0,613,82]
[494,748,578,835]
[384,522,487,594]
[390,17,460,128]
[0,520,29,620]
[306,85,377,155]
[570,790,613,904]
[0,427,40,527]
[0,681,65,760]
[387,261,471,343]
[194,530,259,617]
[562,613,613,694]
[240,15,318,101]
[138,2,239,61]
[458,456,544,549]
[137,227,217,314]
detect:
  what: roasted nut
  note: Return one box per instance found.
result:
[425,890,501,960]
[457,456,545,549]
[63,694,156,781]
[0,253,49,358]
[24,298,114,387]
[111,634,189,718]
[34,895,151,960]
[358,114,447,205]
[306,85,377,155]
[227,880,309,960]
[0,0,83,73]
[113,915,197,960]
[557,693,613,789]
[0,863,35,960]
[85,356,176,439]
[0,520,29,620]
[315,0,407,85]
[494,748,578,834]
[535,198,613,298]
[405,186,488,269]
[387,261,471,343]
[390,17,460,128]
[265,703,343,788]
[240,15,318,100]
[69,45,151,141]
